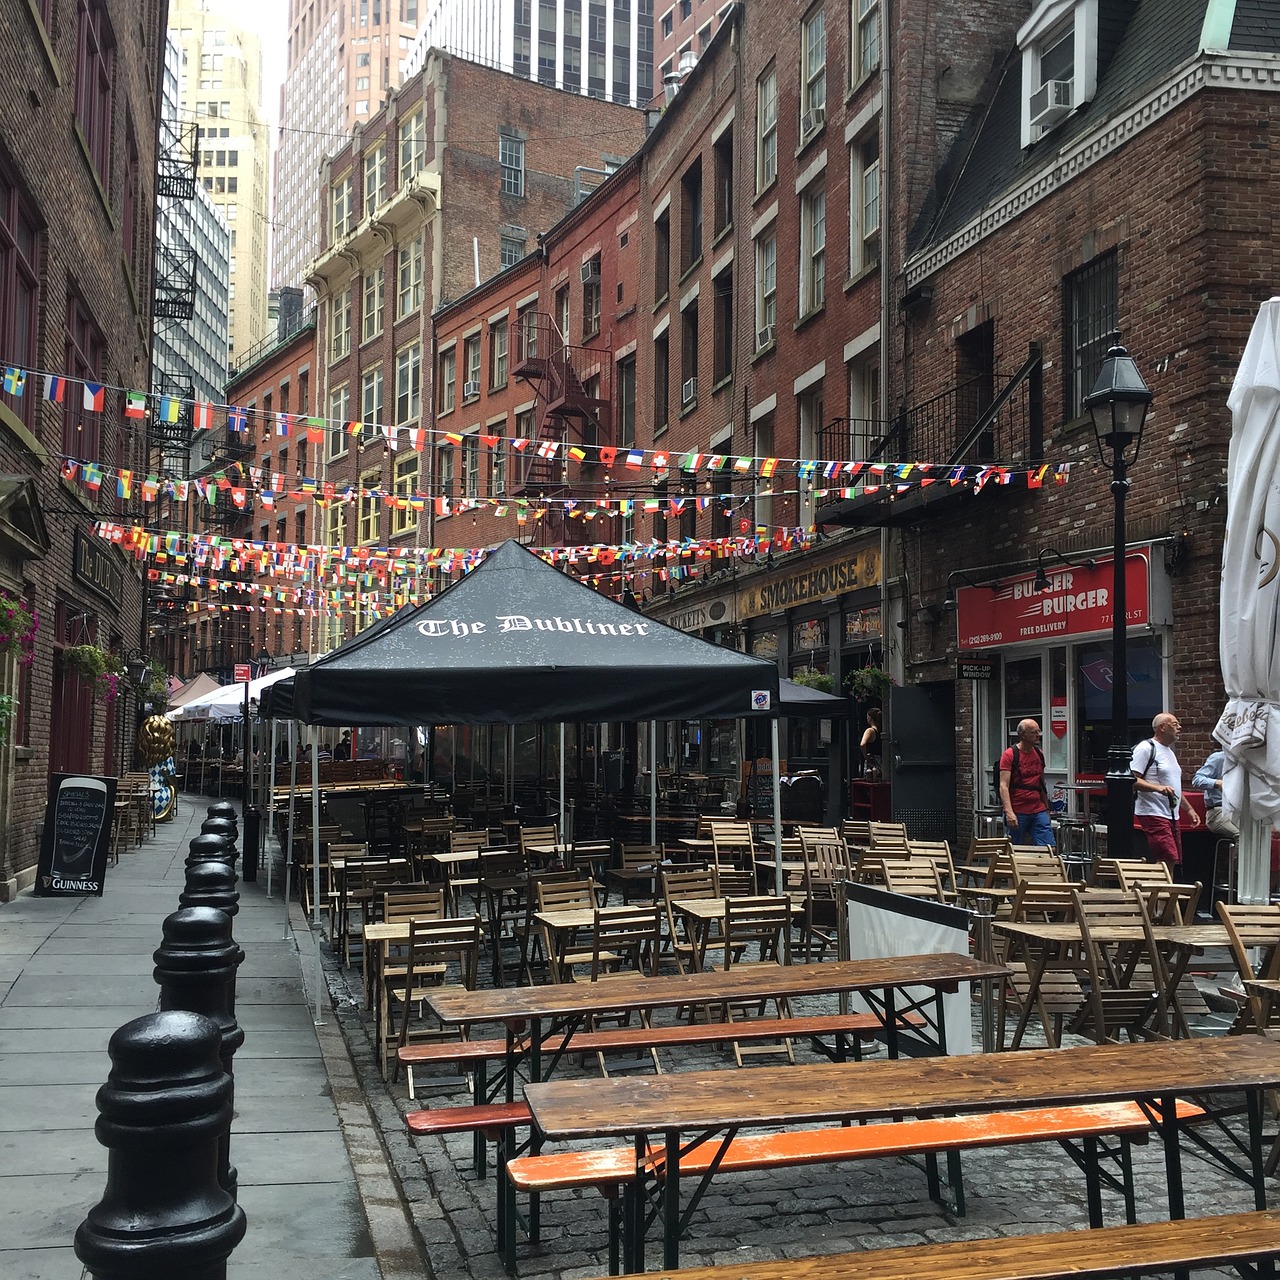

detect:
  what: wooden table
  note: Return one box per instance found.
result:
[525,1035,1280,1270]
[670,894,801,971]
[427,953,1006,1104]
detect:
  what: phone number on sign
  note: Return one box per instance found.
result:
[965,631,1005,646]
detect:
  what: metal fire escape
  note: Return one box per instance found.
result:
[511,312,613,496]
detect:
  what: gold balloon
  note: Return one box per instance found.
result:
[137,714,175,766]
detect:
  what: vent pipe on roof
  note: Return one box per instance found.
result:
[663,69,682,104]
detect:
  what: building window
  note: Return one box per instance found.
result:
[362,266,384,341]
[396,341,422,423]
[438,345,456,413]
[364,142,387,210]
[392,454,418,533]
[847,350,881,460]
[491,437,507,497]
[463,334,481,398]
[1020,4,1096,146]
[63,296,104,463]
[753,412,774,531]
[713,127,733,237]
[800,188,826,315]
[331,173,353,239]
[0,172,40,431]
[500,233,525,267]
[582,258,601,338]
[681,302,699,407]
[437,439,455,498]
[654,207,670,300]
[518,303,539,360]
[661,9,673,37]
[324,501,345,550]
[616,355,636,447]
[463,431,481,498]
[359,467,381,543]
[499,132,525,197]
[797,385,823,526]
[1065,250,1118,419]
[755,232,776,347]
[328,385,350,458]
[361,367,384,431]
[854,0,880,80]
[654,332,669,433]
[801,7,827,134]
[555,284,570,351]
[756,65,777,192]
[398,107,425,184]
[330,286,351,360]
[490,318,509,387]
[396,235,423,318]
[681,159,702,270]
[713,266,733,384]
[75,0,116,181]
[849,132,880,276]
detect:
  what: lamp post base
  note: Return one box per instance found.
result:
[1104,747,1135,861]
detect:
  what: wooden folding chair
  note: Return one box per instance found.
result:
[880,858,947,902]
[660,866,719,974]
[720,896,796,1066]
[800,839,849,961]
[607,844,663,904]
[1002,881,1083,1049]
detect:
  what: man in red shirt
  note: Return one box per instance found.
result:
[998,719,1055,847]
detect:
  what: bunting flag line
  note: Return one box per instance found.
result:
[192,401,214,432]
[83,382,106,412]
[159,396,181,424]
[43,375,65,403]
[125,391,148,418]
[3,367,26,396]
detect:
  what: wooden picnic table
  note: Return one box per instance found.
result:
[426,952,1006,1103]
[525,1035,1280,1271]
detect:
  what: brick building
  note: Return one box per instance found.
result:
[654,0,731,88]
[818,0,1280,841]
[0,1,166,896]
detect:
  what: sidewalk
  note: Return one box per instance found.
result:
[0,796,422,1280]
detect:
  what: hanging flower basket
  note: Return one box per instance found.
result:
[0,589,38,665]
[846,665,895,703]
[60,645,126,704]
[790,669,837,694]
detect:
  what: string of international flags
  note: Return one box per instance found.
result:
[6,360,1074,496]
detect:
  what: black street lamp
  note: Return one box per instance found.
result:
[1083,335,1153,861]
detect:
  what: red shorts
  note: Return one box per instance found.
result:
[1136,814,1182,866]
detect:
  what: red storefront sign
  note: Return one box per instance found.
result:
[956,551,1151,651]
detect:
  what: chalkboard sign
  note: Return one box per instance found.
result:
[34,773,117,896]
[741,756,786,818]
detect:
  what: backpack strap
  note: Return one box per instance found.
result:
[1138,738,1159,778]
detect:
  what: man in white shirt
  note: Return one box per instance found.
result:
[1130,712,1201,866]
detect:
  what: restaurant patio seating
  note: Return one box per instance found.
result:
[606,844,663,904]
[799,838,848,961]
[660,866,720,975]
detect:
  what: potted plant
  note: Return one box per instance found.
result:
[60,644,127,704]
[0,589,38,664]
[790,668,836,694]
[846,664,894,703]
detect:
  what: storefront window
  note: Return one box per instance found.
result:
[844,606,880,644]
[1003,655,1042,745]
[751,629,779,659]
[1074,634,1164,774]
[1046,646,1068,772]
[791,616,828,653]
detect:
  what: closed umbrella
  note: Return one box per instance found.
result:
[1215,297,1280,905]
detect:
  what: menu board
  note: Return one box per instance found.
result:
[741,756,786,818]
[34,773,117,896]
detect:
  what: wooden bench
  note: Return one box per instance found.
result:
[507,1100,1205,1274]
[403,1011,925,1175]
[598,1207,1280,1280]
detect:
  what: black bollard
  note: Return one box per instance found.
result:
[200,817,238,850]
[74,1010,246,1280]
[186,833,234,871]
[154,908,245,1199]
[180,860,241,918]
[206,802,239,840]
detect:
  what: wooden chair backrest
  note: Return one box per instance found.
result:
[1143,881,1201,925]
[450,829,490,854]
[907,840,958,889]
[711,821,755,864]
[1217,902,1280,1032]
[797,825,841,852]
[880,858,946,901]
[803,839,850,890]
[723,895,793,967]
[661,866,717,903]
[590,905,662,979]
[1114,860,1176,890]
[405,916,481,991]
[839,818,872,851]
[617,844,663,871]
[1009,848,1067,886]
[1010,880,1078,922]
[869,820,910,847]
[1093,857,1169,887]
[713,867,757,898]
[520,824,560,854]
[382,887,446,921]
[536,877,597,913]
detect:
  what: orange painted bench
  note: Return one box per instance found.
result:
[505,1100,1205,1275]
[599,1207,1280,1280]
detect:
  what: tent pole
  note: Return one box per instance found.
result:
[771,717,783,897]
[267,718,277,897]
[558,722,566,843]
[650,720,658,848]
[284,721,297,940]
[310,724,324,1025]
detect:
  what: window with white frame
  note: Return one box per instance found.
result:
[797,384,823,528]
[499,132,525,197]
[463,431,481,498]
[362,266,384,341]
[463,334,481,398]
[491,436,507,497]
[437,439,455,498]
[361,368,383,431]
[328,383,350,459]
[800,188,826,315]
[396,235,423,318]
[331,173,353,239]
[753,412,774,531]
[582,260,601,338]
[324,501,345,550]
[364,142,387,210]
[438,345,456,413]
[848,131,880,276]
[756,65,778,192]
[755,232,777,348]
[518,302,539,360]
[853,0,880,81]
[489,318,508,387]
[392,453,418,534]
[847,350,881,460]
[398,107,425,183]
[330,286,351,360]
[500,233,525,267]
[395,341,421,424]
[1019,0,1097,147]
[801,7,826,134]
[358,467,380,543]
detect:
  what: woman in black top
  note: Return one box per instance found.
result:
[861,708,883,778]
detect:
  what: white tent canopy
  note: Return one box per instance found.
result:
[167,666,297,723]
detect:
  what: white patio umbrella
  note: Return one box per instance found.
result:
[1215,297,1280,905]
[167,666,297,722]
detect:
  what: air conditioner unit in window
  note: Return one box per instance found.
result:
[580,258,601,283]
[756,324,776,351]
[1029,78,1073,128]
[681,377,697,406]
[800,105,826,138]
[463,380,481,399]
